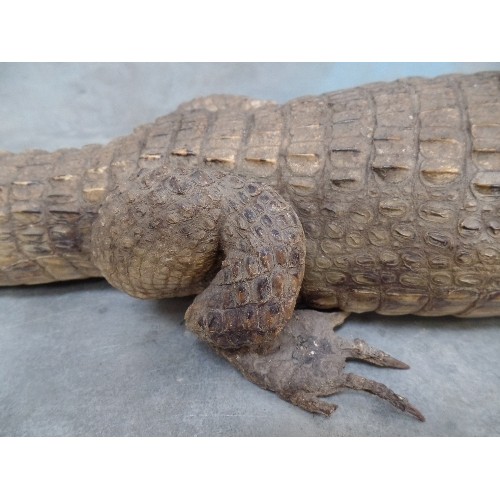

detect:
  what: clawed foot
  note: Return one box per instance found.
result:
[217,310,425,421]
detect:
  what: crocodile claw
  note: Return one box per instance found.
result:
[217,309,425,421]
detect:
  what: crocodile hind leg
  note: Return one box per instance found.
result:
[92,168,423,420]
[216,310,425,421]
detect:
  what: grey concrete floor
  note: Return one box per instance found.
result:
[1,62,500,436]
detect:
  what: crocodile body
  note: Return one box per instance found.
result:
[2,72,500,319]
[3,71,500,419]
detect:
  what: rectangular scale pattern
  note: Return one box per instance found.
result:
[0,72,499,319]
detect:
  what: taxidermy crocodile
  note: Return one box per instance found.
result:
[1,72,499,421]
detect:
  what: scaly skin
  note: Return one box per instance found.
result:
[1,72,499,419]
